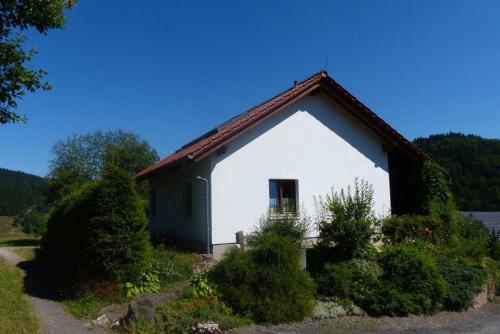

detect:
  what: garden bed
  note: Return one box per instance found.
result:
[231,298,500,334]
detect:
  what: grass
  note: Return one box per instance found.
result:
[0,234,40,247]
[0,216,14,232]
[0,217,40,247]
[127,294,251,334]
[14,248,36,261]
[63,294,112,319]
[153,246,200,289]
[0,258,39,334]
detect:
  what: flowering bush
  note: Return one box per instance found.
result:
[193,322,220,334]
[312,301,347,319]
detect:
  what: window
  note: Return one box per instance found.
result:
[183,183,193,218]
[149,190,157,218]
[269,179,298,215]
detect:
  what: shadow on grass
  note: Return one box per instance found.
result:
[0,238,40,247]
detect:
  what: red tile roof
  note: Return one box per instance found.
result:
[136,71,427,181]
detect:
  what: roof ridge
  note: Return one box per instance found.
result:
[136,70,426,181]
[215,71,325,131]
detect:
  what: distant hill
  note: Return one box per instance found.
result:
[0,168,46,216]
[414,133,500,211]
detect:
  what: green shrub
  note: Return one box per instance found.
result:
[487,229,500,261]
[495,265,500,296]
[124,271,160,298]
[305,246,337,277]
[247,212,310,246]
[435,214,490,263]
[18,209,47,236]
[366,244,445,316]
[86,166,152,283]
[382,215,445,244]
[437,256,487,311]
[458,214,489,242]
[190,270,217,297]
[209,234,316,324]
[481,257,498,297]
[316,259,381,307]
[440,239,488,262]
[41,182,98,290]
[155,296,251,334]
[317,179,377,259]
[365,286,426,316]
[152,246,197,288]
[41,165,152,292]
[414,161,459,241]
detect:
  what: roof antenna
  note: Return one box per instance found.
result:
[322,57,329,71]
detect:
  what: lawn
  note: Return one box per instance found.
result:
[63,294,114,319]
[0,235,40,247]
[14,247,36,261]
[0,258,39,334]
[0,216,14,233]
[0,217,40,247]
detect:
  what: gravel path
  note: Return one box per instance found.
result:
[233,299,500,334]
[0,247,105,334]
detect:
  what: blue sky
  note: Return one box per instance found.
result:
[1,0,500,176]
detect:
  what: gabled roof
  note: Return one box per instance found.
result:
[136,71,427,181]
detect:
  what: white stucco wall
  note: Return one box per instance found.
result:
[148,158,210,248]
[210,93,391,245]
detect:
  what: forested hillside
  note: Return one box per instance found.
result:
[0,168,45,216]
[414,133,500,211]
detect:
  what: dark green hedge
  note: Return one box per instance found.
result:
[316,258,381,307]
[209,234,315,324]
[40,166,151,292]
[365,244,446,316]
[437,256,487,311]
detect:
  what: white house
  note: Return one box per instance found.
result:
[136,71,427,258]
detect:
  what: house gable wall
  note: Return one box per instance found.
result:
[210,93,391,244]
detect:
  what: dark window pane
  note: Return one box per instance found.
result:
[281,180,296,213]
[269,180,280,215]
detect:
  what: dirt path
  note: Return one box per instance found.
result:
[233,299,500,334]
[0,247,105,334]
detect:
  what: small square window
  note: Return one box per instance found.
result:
[269,179,298,215]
